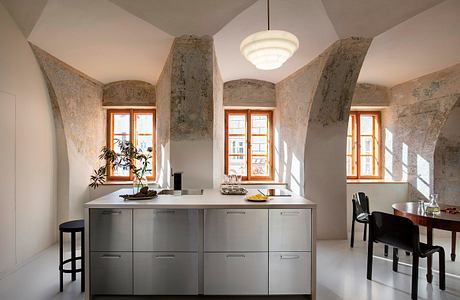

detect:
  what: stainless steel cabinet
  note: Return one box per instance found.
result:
[204,209,268,251]
[90,208,132,251]
[269,209,311,251]
[133,209,199,251]
[269,252,311,294]
[204,252,268,295]
[90,252,132,295]
[133,252,198,295]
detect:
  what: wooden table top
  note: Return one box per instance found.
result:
[393,202,460,223]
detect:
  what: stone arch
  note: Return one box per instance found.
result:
[304,37,371,239]
[434,96,460,205]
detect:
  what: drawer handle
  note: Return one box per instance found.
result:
[101,211,122,215]
[156,255,175,259]
[280,255,300,260]
[280,211,300,216]
[156,210,176,214]
[226,211,246,215]
[101,254,121,259]
[226,254,246,258]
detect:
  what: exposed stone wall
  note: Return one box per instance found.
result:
[167,35,216,188]
[103,80,155,106]
[30,44,105,222]
[276,37,372,239]
[224,79,275,107]
[352,83,390,106]
[213,51,224,188]
[385,63,460,202]
[434,99,460,205]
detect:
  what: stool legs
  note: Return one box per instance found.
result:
[71,232,76,281]
[452,231,456,262]
[59,230,63,292]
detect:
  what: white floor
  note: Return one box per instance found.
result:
[1,238,459,300]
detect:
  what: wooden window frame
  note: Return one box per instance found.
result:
[347,111,382,179]
[106,109,156,182]
[224,109,274,181]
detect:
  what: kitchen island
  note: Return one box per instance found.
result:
[84,188,317,299]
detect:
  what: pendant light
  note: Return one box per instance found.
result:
[240,0,299,70]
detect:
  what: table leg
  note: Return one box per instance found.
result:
[452,231,457,262]
[426,225,433,283]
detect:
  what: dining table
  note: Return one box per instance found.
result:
[393,202,460,283]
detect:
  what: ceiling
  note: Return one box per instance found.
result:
[1,0,459,87]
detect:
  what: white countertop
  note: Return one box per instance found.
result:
[85,188,316,209]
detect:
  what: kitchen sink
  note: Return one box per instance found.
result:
[158,189,204,196]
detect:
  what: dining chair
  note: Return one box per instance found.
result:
[367,211,446,300]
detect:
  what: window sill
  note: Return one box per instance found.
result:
[102,181,158,186]
[347,179,407,184]
[240,181,287,185]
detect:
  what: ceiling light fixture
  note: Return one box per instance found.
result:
[240,0,299,70]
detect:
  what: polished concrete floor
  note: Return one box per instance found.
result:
[1,237,459,300]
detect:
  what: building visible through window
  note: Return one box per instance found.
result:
[107,109,156,181]
[347,111,381,179]
[225,110,273,180]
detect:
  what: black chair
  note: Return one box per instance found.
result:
[59,219,85,292]
[350,192,370,248]
[367,212,445,300]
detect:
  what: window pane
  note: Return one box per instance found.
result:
[360,156,373,176]
[113,135,130,153]
[136,114,153,134]
[136,135,153,153]
[251,115,268,134]
[251,156,269,177]
[228,136,246,155]
[228,115,246,134]
[360,136,373,155]
[228,155,246,176]
[251,135,268,155]
[347,116,353,135]
[360,115,373,135]
[113,114,130,134]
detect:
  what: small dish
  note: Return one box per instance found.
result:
[245,194,269,202]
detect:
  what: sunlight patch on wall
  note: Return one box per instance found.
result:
[416,154,430,199]
[384,128,393,180]
[274,127,280,182]
[402,143,409,181]
[290,153,301,194]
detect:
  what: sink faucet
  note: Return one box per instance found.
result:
[172,171,183,191]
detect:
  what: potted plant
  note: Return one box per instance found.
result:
[89,139,152,195]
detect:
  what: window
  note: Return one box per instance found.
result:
[225,110,273,180]
[107,109,156,181]
[347,111,381,179]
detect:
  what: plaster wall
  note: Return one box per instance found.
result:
[224,79,275,107]
[385,63,460,201]
[103,80,155,107]
[352,83,390,106]
[169,36,215,188]
[434,99,460,205]
[0,3,56,278]
[213,52,224,188]
[31,45,105,222]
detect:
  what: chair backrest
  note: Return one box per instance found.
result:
[369,211,420,252]
[352,192,370,218]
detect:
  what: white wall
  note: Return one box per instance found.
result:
[346,182,408,234]
[0,3,56,278]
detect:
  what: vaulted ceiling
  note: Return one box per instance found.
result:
[1,0,458,87]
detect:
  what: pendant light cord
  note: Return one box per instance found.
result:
[267,0,270,30]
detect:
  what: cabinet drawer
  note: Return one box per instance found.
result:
[134,252,198,295]
[269,252,311,294]
[204,252,268,295]
[91,252,132,295]
[269,209,311,251]
[205,209,268,251]
[90,208,132,251]
[133,209,199,251]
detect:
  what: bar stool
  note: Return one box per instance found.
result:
[59,219,84,292]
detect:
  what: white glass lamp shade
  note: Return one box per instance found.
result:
[240,30,299,70]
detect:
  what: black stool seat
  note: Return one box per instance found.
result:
[59,219,84,293]
[59,220,84,232]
